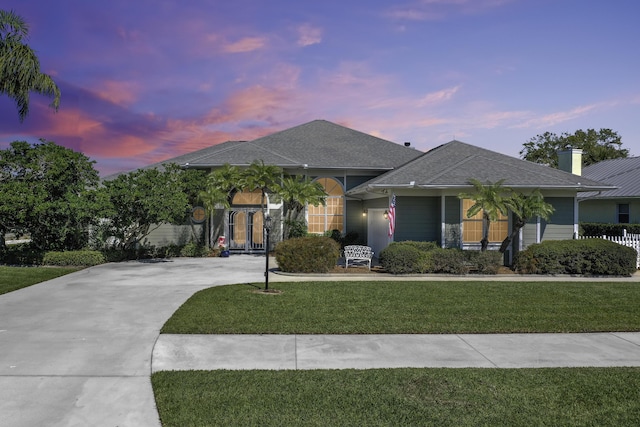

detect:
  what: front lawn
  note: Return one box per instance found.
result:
[153,367,640,426]
[161,281,640,334]
[0,266,81,295]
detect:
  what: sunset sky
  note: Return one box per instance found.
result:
[1,0,639,176]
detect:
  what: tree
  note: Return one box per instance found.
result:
[198,164,242,245]
[240,160,283,219]
[0,9,61,122]
[458,179,510,251]
[100,165,191,250]
[0,140,103,251]
[520,129,628,168]
[279,176,327,239]
[499,189,555,253]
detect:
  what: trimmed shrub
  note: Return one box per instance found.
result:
[43,250,106,266]
[379,242,434,274]
[464,250,502,274]
[430,248,468,274]
[514,239,637,276]
[275,236,340,273]
[580,222,640,237]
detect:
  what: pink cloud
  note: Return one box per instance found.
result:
[297,24,323,46]
[223,36,268,53]
[93,80,140,106]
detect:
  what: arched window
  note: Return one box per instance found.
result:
[308,177,344,234]
[231,189,263,205]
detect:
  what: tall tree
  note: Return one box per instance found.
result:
[520,129,628,167]
[0,140,103,251]
[100,165,190,250]
[240,160,283,219]
[0,9,61,122]
[279,176,327,239]
[499,189,555,253]
[199,164,242,245]
[458,179,510,251]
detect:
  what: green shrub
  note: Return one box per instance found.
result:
[379,242,432,274]
[514,239,637,276]
[180,242,209,257]
[464,250,502,274]
[429,248,468,274]
[399,240,439,252]
[275,236,340,273]
[0,243,45,265]
[580,222,640,236]
[284,219,307,238]
[43,250,106,266]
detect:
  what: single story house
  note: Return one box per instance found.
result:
[141,120,613,260]
[578,156,640,224]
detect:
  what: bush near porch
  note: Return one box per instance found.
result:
[379,241,502,275]
[275,236,340,273]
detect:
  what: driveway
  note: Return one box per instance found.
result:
[0,256,266,427]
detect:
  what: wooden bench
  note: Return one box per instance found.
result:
[343,245,374,270]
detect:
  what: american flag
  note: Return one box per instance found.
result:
[388,194,396,237]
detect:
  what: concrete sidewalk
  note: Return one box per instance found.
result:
[153,332,640,371]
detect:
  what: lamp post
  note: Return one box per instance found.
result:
[264,215,272,291]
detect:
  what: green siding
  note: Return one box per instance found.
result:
[580,199,640,224]
[395,196,440,243]
[444,196,461,248]
[541,197,575,241]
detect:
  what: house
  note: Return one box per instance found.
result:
[578,156,640,224]
[140,120,613,260]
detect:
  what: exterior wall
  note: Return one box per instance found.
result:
[394,196,441,244]
[443,196,461,248]
[522,217,538,249]
[345,199,368,243]
[143,223,202,247]
[540,197,575,241]
[580,199,640,224]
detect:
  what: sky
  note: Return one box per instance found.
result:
[1,0,639,176]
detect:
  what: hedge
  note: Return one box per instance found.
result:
[43,250,106,267]
[275,236,340,273]
[580,222,640,237]
[514,239,637,276]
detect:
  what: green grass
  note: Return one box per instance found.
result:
[0,266,82,295]
[161,281,640,334]
[152,367,640,426]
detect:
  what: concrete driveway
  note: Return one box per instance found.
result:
[0,256,266,427]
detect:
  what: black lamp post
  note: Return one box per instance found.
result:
[264,215,272,291]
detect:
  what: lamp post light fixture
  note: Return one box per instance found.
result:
[383,210,389,220]
[264,215,272,291]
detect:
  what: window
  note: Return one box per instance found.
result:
[461,199,508,243]
[618,204,630,223]
[308,177,344,234]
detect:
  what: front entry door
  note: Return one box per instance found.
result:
[367,208,391,258]
[228,209,264,252]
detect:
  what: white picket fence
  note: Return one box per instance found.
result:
[578,231,640,268]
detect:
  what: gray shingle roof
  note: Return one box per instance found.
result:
[181,120,422,170]
[579,156,640,199]
[347,140,614,195]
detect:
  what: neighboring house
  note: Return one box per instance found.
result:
[134,120,612,260]
[578,156,640,224]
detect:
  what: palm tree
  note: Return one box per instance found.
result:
[279,176,327,239]
[241,160,283,219]
[499,189,555,253]
[199,164,241,246]
[1,9,61,122]
[458,179,510,251]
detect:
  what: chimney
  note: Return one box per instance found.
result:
[557,148,582,175]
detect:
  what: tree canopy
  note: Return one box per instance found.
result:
[0,140,103,250]
[520,129,628,168]
[0,9,61,122]
[458,179,510,251]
